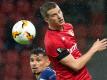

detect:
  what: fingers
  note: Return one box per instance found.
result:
[101,39,107,51]
[100,39,107,48]
[101,38,107,47]
[97,39,100,41]
[98,45,107,51]
[95,38,107,51]
[100,38,107,43]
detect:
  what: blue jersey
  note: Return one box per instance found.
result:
[38,67,56,80]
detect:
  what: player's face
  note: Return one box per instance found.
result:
[30,54,49,74]
[46,5,65,26]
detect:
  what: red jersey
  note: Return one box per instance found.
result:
[44,23,92,80]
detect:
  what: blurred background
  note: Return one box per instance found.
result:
[0,0,107,80]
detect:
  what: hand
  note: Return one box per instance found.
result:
[91,38,107,52]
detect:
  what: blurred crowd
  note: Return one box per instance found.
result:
[0,0,106,51]
[0,0,66,52]
[0,0,106,80]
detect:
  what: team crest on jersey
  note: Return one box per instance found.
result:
[67,30,74,36]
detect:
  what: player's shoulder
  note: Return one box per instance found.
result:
[39,67,56,80]
[64,23,73,27]
[44,30,61,44]
[44,67,54,72]
[64,23,74,29]
[42,67,55,75]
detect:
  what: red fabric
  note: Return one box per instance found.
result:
[44,23,92,80]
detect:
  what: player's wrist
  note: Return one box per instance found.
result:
[89,47,97,54]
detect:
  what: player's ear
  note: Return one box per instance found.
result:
[44,17,49,22]
[45,57,50,66]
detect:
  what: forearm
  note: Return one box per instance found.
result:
[74,48,97,71]
[60,47,97,71]
[60,39,107,71]
[74,38,107,70]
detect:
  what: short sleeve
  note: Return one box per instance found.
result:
[46,38,65,57]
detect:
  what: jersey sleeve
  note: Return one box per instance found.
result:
[45,35,65,58]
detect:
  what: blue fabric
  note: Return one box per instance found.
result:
[38,67,56,80]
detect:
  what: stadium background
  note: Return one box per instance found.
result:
[0,0,107,80]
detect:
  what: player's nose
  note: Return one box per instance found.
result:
[33,62,40,67]
[57,13,62,19]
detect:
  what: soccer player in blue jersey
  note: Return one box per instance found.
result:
[30,47,56,80]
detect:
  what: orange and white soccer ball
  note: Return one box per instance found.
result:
[12,20,36,45]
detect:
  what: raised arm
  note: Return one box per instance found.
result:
[58,39,107,71]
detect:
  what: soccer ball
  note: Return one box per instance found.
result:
[12,20,36,45]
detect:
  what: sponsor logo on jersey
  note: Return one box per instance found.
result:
[68,44,77,53]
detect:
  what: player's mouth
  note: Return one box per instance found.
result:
[59,19,64,23]
[32,67,38,70]
[59,19,65,25]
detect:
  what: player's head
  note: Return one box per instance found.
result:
[30,47,50,74]
[40,2,65,27]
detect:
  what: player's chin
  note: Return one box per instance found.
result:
[59,22,65,26]
[33,71,40,74]
[32,69,38,73]
[33,70,40,74]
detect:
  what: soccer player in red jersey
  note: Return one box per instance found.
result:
[40,2,107,80]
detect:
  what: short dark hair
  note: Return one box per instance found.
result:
[30,47,46,56]
[40,2,57,18]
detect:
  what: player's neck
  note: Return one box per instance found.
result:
[34,73,40,79]
[49,24,64,31]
